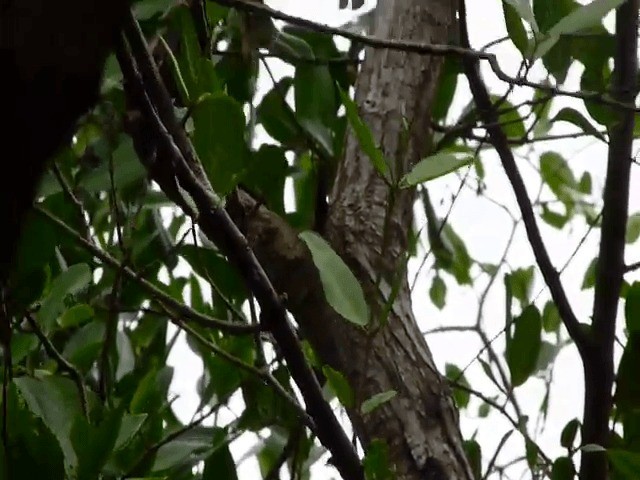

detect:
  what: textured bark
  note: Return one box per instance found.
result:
[230,1,473,478]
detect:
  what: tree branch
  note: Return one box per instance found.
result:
[117,13,363,479]
[211,0,639,112]
[458,0,590,357]
[582,1,638,478]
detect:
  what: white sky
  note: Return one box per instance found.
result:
[166,1,640,478]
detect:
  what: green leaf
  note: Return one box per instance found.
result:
[625,282,640,334]
[542,300,562,333]
[578,171,592,194]
[192,93,249,195]
[616,334,640,413]
[360,390,397,415]
[338,88,389,179]
[11,333,39,364]
[550,107,606,142]
[71,409,122,480]
[295,64,335,156]
[81,136,146,193]
[445,364,471,408]
[363,439,393,480]
[507,266,535,308]
[202,433,238,480]
[582,257,597,290]
[14,377,84,472]
[429,276,447,310]
[548,0,625,37]
[560,418,580,449]
[503,1,530,56]
[299,231,369,326]
[432,56,460,121]
[322,366,354,408]
[608,449,640,479]
[134,0,174,19]
[505,0,539,32]
[463,439,482,480]
[551,456,575,480]
[62,321,105,372]
[492,97,526,138]
[59,304,94,328]
[38,263,92,331]
[506,305,542,387]
[540,151,578,201]
[535,340,561,373]
[626,213,640,244]
[401,151,473,187]
[114,414,148,451]
[256,77,302,147]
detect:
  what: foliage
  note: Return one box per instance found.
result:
[2,0,640,479]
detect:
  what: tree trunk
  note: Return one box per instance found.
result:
[231,1,474,478]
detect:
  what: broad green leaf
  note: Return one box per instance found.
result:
[626,213,640,244]
[463,439,483,480]
[202,434,238,480]
[432,56,460,121]
[81,136,146,193]
[548,0,625,37]
[14,377,83,472]
[192,93,249,195]
[625,282,640,333]
[445,364,471,408]
[507,266,535,307]
[560,419,580,449]
[542,300,561,332]
[62,321,106,372]
[11,333,39,364]
[540,151,578,203]
[582,257,597,290]
[506,305,542,386]
[322,366,354,408]
[401,152,473,187]
[503,1,530,56]
[134,0,174,19]
[295,64,336,155]
[551,456,575,480]
[338,88,389,179]
[256,77,302,147]
[114,414,148,451]
[38,263,92,331]
[363,439,393,480]
[578,172,592,194]
[550,107,606,142]
[429,276,447,310]
[614,334,640,413]
[360,390,397,415]
[71,409,122,480]
[492,97,526,138]
[506,0,539,32]
[116,331,136,381]
[535,340,561,373]
[608,449,640,479]
[299,231,369,326]
[59,304,94,328]
[152,429,214,472]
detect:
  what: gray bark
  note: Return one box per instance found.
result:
[230,0,474,478]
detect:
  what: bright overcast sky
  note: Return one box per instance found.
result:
[166,1,640,478]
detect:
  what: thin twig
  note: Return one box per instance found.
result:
[36,206,258,334]
[24,314,88,417]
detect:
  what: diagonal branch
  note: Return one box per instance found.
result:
[117,12,363,480]
[211,0,639,112]
[457,1,589,356]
